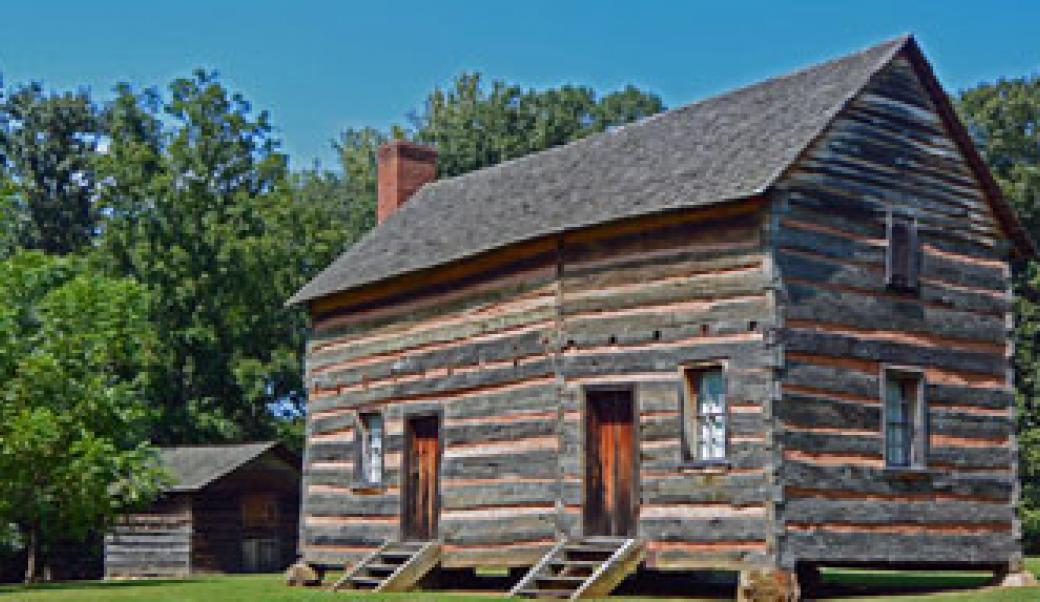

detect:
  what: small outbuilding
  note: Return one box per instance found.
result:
[104,442,300,578]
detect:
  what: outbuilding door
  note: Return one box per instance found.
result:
[402,414,440,540]
[584,388,637,537]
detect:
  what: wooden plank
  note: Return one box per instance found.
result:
[782,531,1018,564]
[778,461,1013,500]
[782,498,1014,524]
[639,518,768,542]
[782,330,1006,376]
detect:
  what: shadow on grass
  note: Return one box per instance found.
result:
[0,578,205,593]
[816,568,993,599]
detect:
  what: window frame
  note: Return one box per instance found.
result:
[679,361,729,466]
[885,210,921,292]
[241,493,279,529]
[354,410,385,487]
[881,366,928,469]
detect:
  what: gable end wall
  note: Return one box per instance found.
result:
[771,52,1020,570]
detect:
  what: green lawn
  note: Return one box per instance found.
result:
[1,559,1039,601]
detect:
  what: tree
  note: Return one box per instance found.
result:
[0,251,166,582]
[411,72,664,178]
[0,170,21,259]
[93,73,364,447]
[0,83,100,254]
[958,76,1040,550]
[333,126,385,235]
[93,84,165,276]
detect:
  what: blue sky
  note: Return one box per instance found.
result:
[2,1,1038,169]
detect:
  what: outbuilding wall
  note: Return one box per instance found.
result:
[104,495,192,578]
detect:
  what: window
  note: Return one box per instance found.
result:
[884,370,927,468]
[241,493,278,528]
[355,412,384,485]
[681,366,727,462]
[886,211,920,291]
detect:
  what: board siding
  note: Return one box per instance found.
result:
[104,495,192,578]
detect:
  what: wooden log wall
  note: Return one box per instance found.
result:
[771,52,1020,569]
[303,239,562,568]
[300,201,778,570]
[558,207,776,571]
[104,495,192,578]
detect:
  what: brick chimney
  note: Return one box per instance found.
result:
[377,140,438,224]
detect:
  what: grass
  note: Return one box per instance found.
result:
[0,559,1038,601]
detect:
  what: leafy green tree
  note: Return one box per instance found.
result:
[93,71,288,442]
[0,251,166,582]
[0,170,21,258]
[93,84,165,276]
[0,83,100,254]
[94,73,363,447]
[333,126,385,235]
[959,76,1040,551]
[411,72,664,177]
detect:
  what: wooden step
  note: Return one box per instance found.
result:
[364,562,402,573]
[582,540,628,548]
[549,558,600,566]
[511,538,643,599]
[535,575,585,585]
[562,543,619,554]
[330,540,440,593]
[517,589,575,598]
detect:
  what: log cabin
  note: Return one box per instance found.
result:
[287,35,1037,600]
[104,442,300,578]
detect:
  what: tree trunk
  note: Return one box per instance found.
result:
[24,525,38,584]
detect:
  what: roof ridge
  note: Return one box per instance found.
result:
[413,35,912,198]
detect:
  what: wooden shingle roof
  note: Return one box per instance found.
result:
[158,441,288,493]
[289,35,1031,306]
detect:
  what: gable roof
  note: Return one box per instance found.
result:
[158,441,292,493]
[289,35,1032,306]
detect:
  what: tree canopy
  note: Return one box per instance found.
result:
[411,73,664,178]
[0,84,100,255]
[0,69,663,453]
[0,251,167,582]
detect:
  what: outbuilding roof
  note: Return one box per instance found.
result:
[158,441,289,493]
[289,35,1032,306]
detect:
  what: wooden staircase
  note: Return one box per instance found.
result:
[511,537,643,599]
[331,540,440,593]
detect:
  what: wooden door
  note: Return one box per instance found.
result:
[584,388,637,537]
[402,414,440,540]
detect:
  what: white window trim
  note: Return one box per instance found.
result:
[680,360,729,465]
[355,411,385,486]
[881,366,928,469]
